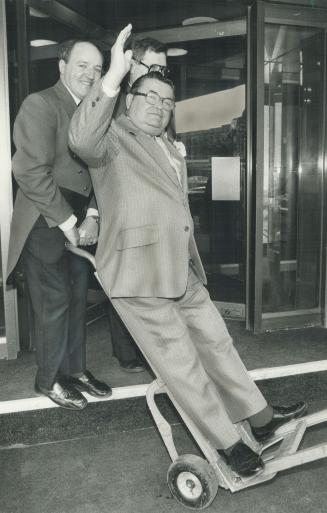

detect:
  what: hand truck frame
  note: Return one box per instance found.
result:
[67,243,327,510]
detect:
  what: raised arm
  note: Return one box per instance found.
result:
[69,24,133,166]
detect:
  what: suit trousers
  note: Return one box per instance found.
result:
[22,218,89,389]
[112,265,267,449]
[107,301,143,363]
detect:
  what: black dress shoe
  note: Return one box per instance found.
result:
[218,441,264,477]
[251,401,308,442]
[34,381,87,410]
[63,370,112,398]
[119,359,146,373]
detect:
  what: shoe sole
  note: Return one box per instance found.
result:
[236,466,265,480]
[255,404,309,442]
[120,367,145,373]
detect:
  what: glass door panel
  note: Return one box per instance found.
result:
[250,2,327,332]
[263,26,324,316]
[172,31,247,318]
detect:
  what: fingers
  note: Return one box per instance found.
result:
[113,23,132,52]
[79,238,97,246]
[78,229,97,246]
[118,23,132,45]
[78,229,87,246]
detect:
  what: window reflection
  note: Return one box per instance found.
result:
[262,25,324,314]
[172,35,246,307]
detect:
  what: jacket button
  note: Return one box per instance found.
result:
[184,226,189,232]
[83,186,89,191]
[78,169,82,174]
[92,101,96,107]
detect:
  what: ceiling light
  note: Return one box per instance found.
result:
[167,48,188,57]
[30,40,58,47]
[182,17,218,26]
[29,7,49,18]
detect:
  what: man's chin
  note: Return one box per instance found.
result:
[144,126,164,137]
[78,85,92,99]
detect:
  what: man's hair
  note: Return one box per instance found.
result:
[130,71,174,96]
[131,37,166,61]
[58,39,102,63]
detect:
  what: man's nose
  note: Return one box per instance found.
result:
[85,67,96,80]
[155,98,165,109]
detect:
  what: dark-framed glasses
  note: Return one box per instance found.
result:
[133,90,175,111]
[132,58,170,77]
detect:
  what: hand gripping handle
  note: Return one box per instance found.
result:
[65,241,96,270]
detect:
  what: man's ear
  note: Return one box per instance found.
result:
[126,93,133,110]
[58,59,65,75]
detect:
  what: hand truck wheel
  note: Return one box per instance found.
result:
[167,454,218,510]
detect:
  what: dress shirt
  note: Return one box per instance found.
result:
[155,136,182,186]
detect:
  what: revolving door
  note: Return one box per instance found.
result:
[248,2,327,332]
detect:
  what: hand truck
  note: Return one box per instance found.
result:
[66,242,327,510]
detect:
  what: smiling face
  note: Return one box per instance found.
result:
[130,49,167,85]
[126,77,174,137]
[59,42,103,100]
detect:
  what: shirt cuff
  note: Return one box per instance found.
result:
[59,214,77,232]
[86,208,99,217]
[102,82,120,98]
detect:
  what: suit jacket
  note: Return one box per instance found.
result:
[7,80,93,278]
[69,79,206,298]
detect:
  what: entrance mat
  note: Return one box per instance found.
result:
[1,372,327,448]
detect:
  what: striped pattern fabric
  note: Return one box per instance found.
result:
[69,80,269,448]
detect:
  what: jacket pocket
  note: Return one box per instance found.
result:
[117,224,159,250]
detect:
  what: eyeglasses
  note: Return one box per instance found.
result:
[132,90,175,111]
[132,58,170,77]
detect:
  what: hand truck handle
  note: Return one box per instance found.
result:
[65,241,96,270]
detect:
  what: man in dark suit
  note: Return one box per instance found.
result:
[69,25,307,476]
[7,39,111,410]
[109,36,169,373]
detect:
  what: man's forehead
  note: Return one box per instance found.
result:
[70,42,103,63]
[142,49,166,66]
[139,78,173,97]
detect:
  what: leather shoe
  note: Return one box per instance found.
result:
[119,359,146,373]
[62,370,112,398]
[218,441,264,477]
[251,401,308,442]
[34,381,87,410]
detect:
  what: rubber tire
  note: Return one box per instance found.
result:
[167,454,219,510]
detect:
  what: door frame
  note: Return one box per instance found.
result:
[0,0,19,358]
[247,0,327,333]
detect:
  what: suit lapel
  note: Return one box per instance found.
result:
[138,133,183,189]
[53,80,77,118]
[118,115,183,191]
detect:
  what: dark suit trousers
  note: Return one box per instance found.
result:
[22,217,89,389]
[107,301,143,363]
